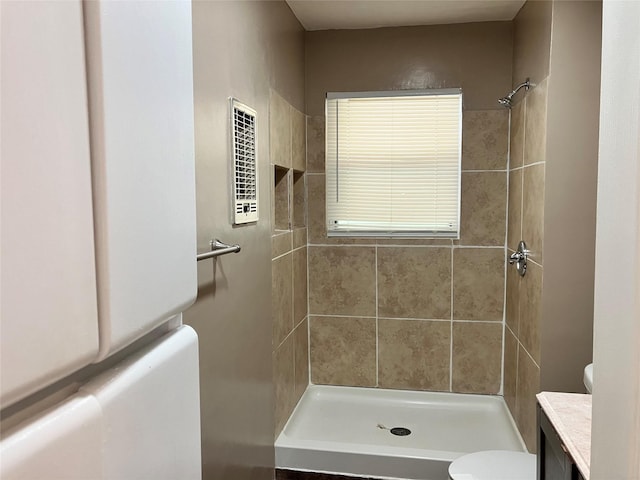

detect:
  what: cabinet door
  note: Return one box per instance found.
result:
[0,0,99,408]
[83,0,197,360]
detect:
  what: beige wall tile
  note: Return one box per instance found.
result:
[510,100,525,169]
[523,78,548,166]
[375,238,453,246]
[293,318,309,402]
[451,322,502,394]
[293,247,308,324]
[453,248,505,321]
[272,231,292,259]
[306,116,325,173]
[516,347,540,453]
[522,163,545,263]
[308,246,376,316]
[274,335,295,437]
[292,227,307,249]
[272,253,293,346]
[274,167,290,231]
[291,107,306,172]
[378,319,451,391]
[292,172,305,228]
[505,257,521,335]
[270,91,291,168]
[462,110,509,171]
[307,174,325,244]
[504,328,518,416]
[520,260,542,364]
[458,172,507,246]
[508,168,523,251]
[378,247,452,320]
[309,316,376,386]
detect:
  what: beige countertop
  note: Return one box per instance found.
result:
[537,391,592,479]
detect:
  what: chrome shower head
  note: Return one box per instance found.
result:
[498,78,531,109]
[498,96,512,108]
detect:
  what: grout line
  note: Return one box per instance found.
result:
[518,338,541,370]
[449,248,454,393]
[308,313,377,319]
[462,169,509,173]
[509,160,546,172]
[375,244,379,388]
[271,250,292,262]
[307,243,504,249]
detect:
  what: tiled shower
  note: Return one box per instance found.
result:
[271,0,598,458]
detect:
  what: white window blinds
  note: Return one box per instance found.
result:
[325,90,462,237]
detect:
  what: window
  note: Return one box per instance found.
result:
[325,89,462,238]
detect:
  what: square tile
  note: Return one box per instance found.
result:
[520,260,542,364]
[516,347,540,453]
[462,110,509,171]
[306,116,325,173]
[523,79,548,166]
[522,163,545,263]
[309,316,376,386]
[451,322,502,394]
[272,231,292,259]
[458,172,507,246]
[507,168,523,251]
[308,246,376,316]
[378,319,451,391]
[293,227,307,249]
[505,257,520,334]
[377,247,452,320]
[270,90,291,168]
[294,318,309,402]
[292,107,306,172]
[274,336,295,437]
[293,247,308,324]
[272,253,293,346]
[453,248,505,321]
[504,327,518,415]
[510,100,525,169]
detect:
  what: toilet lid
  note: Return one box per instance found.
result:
[448,450,536,480]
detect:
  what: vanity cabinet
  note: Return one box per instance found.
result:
[537,404,586,480]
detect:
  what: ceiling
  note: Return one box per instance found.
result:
[285,0,526,31]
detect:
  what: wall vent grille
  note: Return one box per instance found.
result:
[230,98,258,224]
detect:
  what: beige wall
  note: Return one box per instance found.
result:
[304,23,513,397]
[504,0,601,453]
[541,0,600,393]
[184,2,304,479]
[512,0,552,88]
[306,22,513,116]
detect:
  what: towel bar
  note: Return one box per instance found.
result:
[196,239,241,261]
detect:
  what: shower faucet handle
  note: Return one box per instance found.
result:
[509,241,529,277]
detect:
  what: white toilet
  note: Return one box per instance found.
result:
[448,449,536,480]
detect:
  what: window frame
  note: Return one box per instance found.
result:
[324,88,463,239]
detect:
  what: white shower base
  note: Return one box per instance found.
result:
[275,385,526,480]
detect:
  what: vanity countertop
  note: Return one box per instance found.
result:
[537,391,592,479]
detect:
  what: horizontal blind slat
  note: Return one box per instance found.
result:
[326,92,461,235]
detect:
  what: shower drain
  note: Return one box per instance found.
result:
[376,423,412,436]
